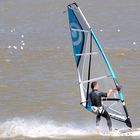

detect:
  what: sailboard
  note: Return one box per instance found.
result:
[67,3,132,128]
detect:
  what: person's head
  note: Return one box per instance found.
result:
[91,81,100,90]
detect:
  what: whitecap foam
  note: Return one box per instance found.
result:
[0,118,95,139]
[0,118,139,138]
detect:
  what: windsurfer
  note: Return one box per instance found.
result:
[89,81,113,131]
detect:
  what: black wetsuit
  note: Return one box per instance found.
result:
[89,90,112,131]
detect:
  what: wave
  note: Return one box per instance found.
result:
[0,117,95,139]
[0,118,140,139]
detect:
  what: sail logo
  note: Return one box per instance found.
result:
[70,22,83,47]
[70,22,85,66]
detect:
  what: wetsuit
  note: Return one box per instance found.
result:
[89,90,112,131]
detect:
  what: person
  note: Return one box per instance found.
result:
[89,81,113,132]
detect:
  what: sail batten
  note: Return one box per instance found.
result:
[67,2,132,128]
[79,75,112,84]
[71,28,89,33]
[75,52,98,56]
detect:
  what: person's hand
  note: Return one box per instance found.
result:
[107,89,113,96]
[108,89,113,93]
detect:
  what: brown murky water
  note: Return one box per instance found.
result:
[0,0,139,139]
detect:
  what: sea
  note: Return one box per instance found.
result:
[0,0,140,139]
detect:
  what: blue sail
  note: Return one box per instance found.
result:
[67,6,85,66]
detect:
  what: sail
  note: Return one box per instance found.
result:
[67,3,132,128]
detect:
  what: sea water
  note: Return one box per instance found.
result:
[0,0,140,139]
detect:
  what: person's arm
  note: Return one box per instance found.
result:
[101,89,113,97]
[100,92,107,97]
